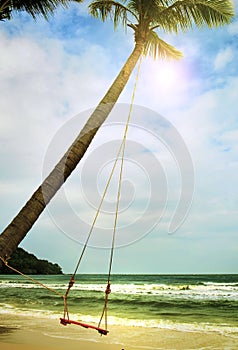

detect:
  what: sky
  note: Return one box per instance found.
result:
[0,0,238,274]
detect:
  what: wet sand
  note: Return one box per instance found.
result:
[1,314,238,350]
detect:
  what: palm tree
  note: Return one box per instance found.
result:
[0,0,77,21]
[0,0,235,265]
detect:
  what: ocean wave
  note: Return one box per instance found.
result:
[1,280,238,300]
[1,274,238,339]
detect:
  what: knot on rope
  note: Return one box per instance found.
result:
[105,283,111,295]
[68,277,75,289]
[0,256,9,265]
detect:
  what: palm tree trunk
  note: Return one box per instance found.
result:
[0,40,144,264]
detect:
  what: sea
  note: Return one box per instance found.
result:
[0,274,238,348]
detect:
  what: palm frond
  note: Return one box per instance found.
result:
[192,0,235,27]
[127,0,163,20]
[89,0,137,30]
[144,30,183,60]
[0,0,73,21]
[152,0,235,32]
[126,0,139,15]
[0,0,11,20]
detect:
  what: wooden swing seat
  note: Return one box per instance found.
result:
[60,318,109,336]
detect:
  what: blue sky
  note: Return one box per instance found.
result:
[0,1,238,274]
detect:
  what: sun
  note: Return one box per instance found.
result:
[159,64,178,87]
[143,58,186,91]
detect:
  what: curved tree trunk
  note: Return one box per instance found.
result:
[0,41,144,264]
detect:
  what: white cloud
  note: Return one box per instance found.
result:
[1,7,238,272]
[0,24,114,229]
[227,19,238,35]
[214,47,234,71]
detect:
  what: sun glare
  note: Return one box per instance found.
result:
[144,59,186,91]
[159,64,177,87]
[137,58,191,108]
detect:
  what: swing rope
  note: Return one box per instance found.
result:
[63,55,142,331]
[0,256,63,298]
[98,54,143,330]
[0,55,142,335]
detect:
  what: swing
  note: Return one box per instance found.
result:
[57,56,142,336]
[0,56,142,337]
[60,318,109,336]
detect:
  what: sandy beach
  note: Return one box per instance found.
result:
[1,274,238,349]
[1,314,238,350]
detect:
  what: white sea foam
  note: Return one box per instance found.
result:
[73,282,238,301]
[0,303,57,318]
[1,279,238,301]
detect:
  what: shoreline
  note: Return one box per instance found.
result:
[1,313,238,350]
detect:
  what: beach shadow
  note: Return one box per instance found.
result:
[0,326,17,336]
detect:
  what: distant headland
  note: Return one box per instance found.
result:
[0,247,63,275]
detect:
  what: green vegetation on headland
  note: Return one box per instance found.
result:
[0,247,63,275]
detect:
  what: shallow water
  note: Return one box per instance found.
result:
[1,274,238,342]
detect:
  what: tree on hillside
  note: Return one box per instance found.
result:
[0,247,62,274]
[0,0,81,21]
[0,0,235,266]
